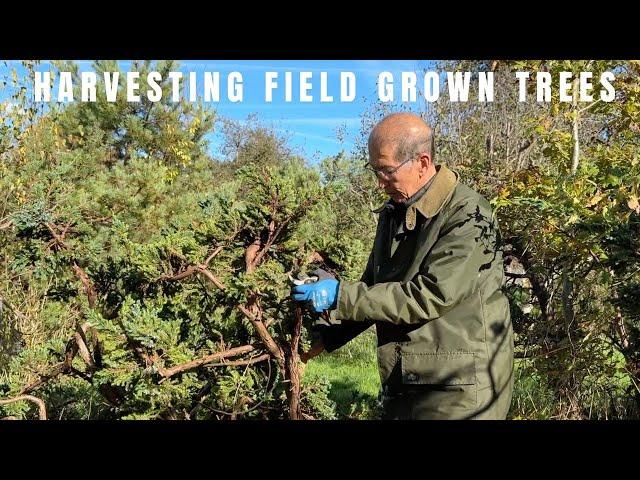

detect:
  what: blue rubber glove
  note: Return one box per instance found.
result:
[292,279,339,313]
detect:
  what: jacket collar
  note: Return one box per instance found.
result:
[373,164,459,231]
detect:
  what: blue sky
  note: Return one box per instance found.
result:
[0,60,434,161]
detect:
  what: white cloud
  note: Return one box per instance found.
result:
[284,129,354,146]
[277,117,360,127]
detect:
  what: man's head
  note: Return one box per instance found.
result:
[367,112,436,203]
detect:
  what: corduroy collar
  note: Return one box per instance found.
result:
[373,164,459,231]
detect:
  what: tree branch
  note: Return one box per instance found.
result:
[157,251,286,368]
[251,198,315,270]
[505,272,530,279]
[72,263,97,309]
[204,353,270,368]
[74,322,96,369]
[157,265,198,282]
[571,77,580,174]
[0,395,47,419]
[245,238,261,273]
[156,344,258,379]
[285,305,304,420]
[19,333,81,395]
[194,267,284,362]
[44,222,69,250]
[197,267,227,290]
[203,245,225,268]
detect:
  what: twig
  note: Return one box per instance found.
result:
[203,245,225,268]
[252,198,315,270]
[578,99,602,115]
[60,221,73,239]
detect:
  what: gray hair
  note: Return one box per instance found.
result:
[394,128,435,165]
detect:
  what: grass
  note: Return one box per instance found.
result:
[508,358,557,419]
[303,327,382,419]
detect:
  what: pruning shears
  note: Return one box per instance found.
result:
[288,272,331,323]
[288,273,319,286]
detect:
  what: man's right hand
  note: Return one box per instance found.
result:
[300,340,325,363]
[292,279,339,313]
[310,268,336,282]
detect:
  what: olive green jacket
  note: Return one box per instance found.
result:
[321,165,514,419]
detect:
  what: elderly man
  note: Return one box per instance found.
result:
[293,112,514,420]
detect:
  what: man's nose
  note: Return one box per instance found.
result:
[377,176,387,189]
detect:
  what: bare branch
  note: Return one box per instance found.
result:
[578,98,602,115]
[157,265,198,282]
[157,344,258,379]
[197,267,227,290]
[74,322,95,369]
[0,395,47,420]
[245,238,262,273]
[286,305,304,420]
[72,263,97,309]
[505,272,530,279]
[204,353,270,368]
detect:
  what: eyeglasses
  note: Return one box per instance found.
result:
[364,155,414,180]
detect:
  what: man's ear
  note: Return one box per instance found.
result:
[419,153,431,170]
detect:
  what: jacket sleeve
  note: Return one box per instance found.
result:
[331,200,499,325]
[319,251,375,353]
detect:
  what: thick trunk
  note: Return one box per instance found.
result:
[285,306,304,420]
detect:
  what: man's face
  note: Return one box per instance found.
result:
[368,143,424,202]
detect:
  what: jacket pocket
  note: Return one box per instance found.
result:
[395,351,478,417]
[400,351,476,387]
